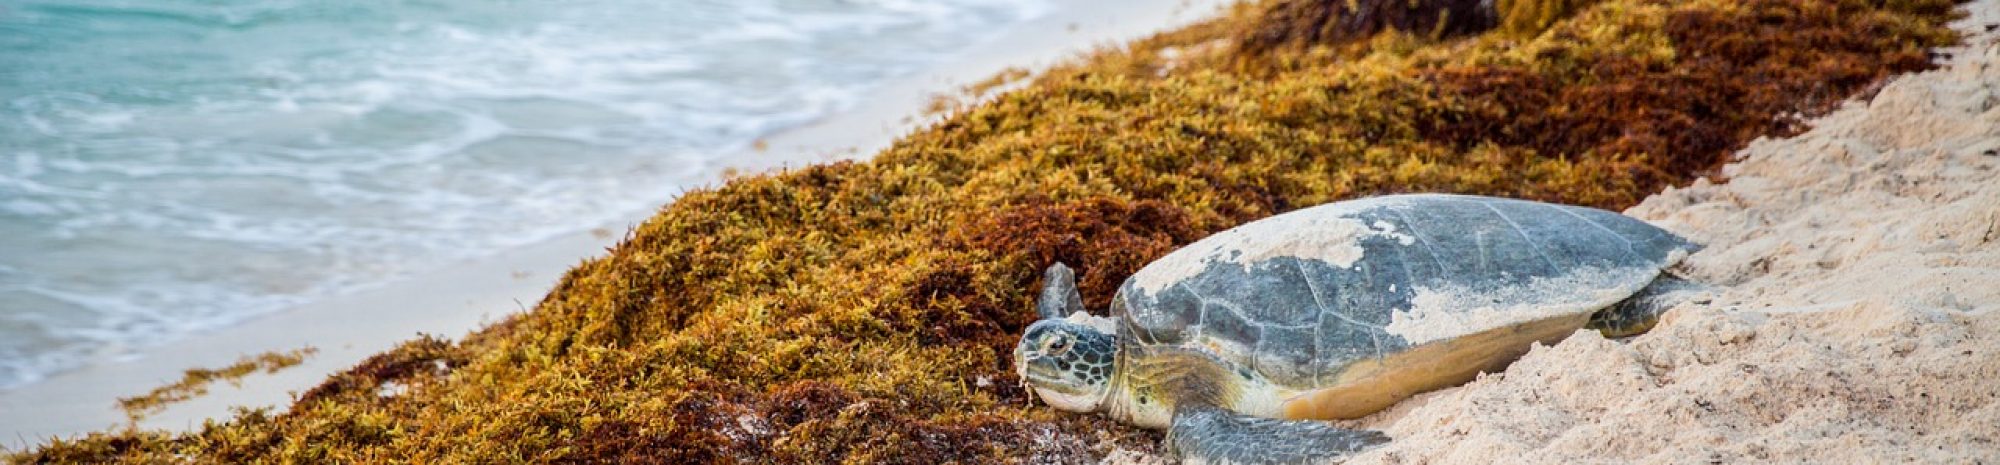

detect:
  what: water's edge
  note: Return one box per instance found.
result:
[0,0,1233,447]
[0,0,1049,389]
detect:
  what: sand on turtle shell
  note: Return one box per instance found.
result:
[1336,2,2000,463]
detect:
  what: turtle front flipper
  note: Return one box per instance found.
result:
[1037,262,1086,319]
[1166,405,1387,465]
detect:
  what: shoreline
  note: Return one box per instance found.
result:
[0,0,1234,448]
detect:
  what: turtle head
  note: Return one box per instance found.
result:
[1015,319,1118,413]
[1015,263,1120,413]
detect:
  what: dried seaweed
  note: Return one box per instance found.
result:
[7,0,1961,463]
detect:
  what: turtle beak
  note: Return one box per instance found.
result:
[1014,354,1107,413]
[1018,373,1040,406]
[1014,338,1043,407]
[1016,355,1089,396]
[1015,349,1037,407]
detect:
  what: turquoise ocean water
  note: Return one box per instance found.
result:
[0,0,1047,388]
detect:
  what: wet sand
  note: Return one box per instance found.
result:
[0,0,1235,449]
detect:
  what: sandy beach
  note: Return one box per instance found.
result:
[1087,1,2000,463]
[1337,1,2000,462]
[0,0,1234,448]
[9,0,1982,462]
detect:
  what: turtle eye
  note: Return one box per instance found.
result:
[1043,335,1071,356]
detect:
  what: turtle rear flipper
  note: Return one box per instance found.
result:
[1589,275,1712,338]
[1167,405,1386,465]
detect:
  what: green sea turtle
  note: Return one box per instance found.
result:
[1014,194,1703,464]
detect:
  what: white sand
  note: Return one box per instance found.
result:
[1100,2,2000,464]
[1343,1,2000,462]
[0,0,1237,449]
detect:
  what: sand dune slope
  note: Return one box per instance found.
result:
[1347,2,2000,463]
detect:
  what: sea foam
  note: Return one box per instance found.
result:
[0,0,1050,389]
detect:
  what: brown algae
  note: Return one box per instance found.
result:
[116,348,318,423]
[7,0,1960,463]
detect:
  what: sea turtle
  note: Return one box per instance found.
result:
[1014,193,1703,464]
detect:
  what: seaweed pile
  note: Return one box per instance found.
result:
[10,0,1960,462]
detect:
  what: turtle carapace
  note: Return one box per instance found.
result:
[1014,194,1705,464]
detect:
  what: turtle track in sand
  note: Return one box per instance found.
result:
[1342,1,2000,462]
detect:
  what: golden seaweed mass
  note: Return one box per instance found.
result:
[9,0,1960,463]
